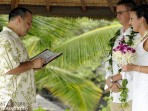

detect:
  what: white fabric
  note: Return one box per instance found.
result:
[132,37,148,111]
[0,27,36,108]
[105,27,140,103]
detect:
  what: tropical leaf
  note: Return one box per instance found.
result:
[35,66,102,111]
[0,15,8,31]
[25,22,121,111]
[22,16,79,53]
[51,24,121,69]
[33,24,121,111]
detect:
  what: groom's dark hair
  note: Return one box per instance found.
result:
[117,0,137,10]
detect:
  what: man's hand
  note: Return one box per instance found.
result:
[31,58,46,69]
[106,76,114,88]
[105,76,121,93]
[112,73,122,81]
[105,77,113,92]
[110,82,121,92]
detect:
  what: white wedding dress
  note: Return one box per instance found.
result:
[132,37,148,111]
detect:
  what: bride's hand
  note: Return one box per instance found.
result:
[122,64,135,72]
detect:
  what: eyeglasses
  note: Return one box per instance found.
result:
[116,10,130,15]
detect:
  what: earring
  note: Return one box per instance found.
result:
[140,22,143,26]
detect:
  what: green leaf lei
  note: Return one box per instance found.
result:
[107,28,137,107]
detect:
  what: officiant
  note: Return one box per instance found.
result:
[0,7,45,111]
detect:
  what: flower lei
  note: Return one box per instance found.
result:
[107,28,137,107]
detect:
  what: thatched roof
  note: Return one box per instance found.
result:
[0,0,147,19]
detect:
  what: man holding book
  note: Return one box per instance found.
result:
[0,7,45,110]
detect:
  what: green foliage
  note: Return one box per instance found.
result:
[73,18,111,35]
[33,107,46,111]
[65,109,70,111]
[98,95,111,111]
[35,67,102,111]
[53,24,121,70]
[0,15,8,31]
[120,79,129,107]
[98,105,110,111]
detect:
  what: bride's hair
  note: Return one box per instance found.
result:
[132,4,148,24]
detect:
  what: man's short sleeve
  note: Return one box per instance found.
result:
[0,35,20,75]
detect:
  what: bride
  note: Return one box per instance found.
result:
[122,4,148,111]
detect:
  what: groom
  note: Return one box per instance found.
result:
[105,0,140,111]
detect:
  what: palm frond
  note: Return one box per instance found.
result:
[35,66,102,111]
[51,24,121,69]
[22,16,79,52]
[0,15,8,31]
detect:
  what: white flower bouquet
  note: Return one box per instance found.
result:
[112,43,136,66]
[112,42,137,107]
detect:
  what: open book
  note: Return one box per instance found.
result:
[30,49,62,66]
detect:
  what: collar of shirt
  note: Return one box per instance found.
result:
[3,26,19,39]
[120,27,132,37]
[113,27,132,48]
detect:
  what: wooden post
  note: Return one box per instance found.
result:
[11,0,19,10]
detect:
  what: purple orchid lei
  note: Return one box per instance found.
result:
[113,37,136,54]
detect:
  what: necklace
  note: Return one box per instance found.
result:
[142,30,148,40]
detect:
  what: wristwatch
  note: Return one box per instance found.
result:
[110,76,114,83]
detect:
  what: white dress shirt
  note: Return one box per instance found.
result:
[105,27,141,103]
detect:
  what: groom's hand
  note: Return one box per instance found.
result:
[110,82,121,92]
[106,77,114,88]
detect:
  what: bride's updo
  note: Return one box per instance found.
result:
[132,4,148,24]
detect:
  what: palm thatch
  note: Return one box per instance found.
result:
[0,0,147,19]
